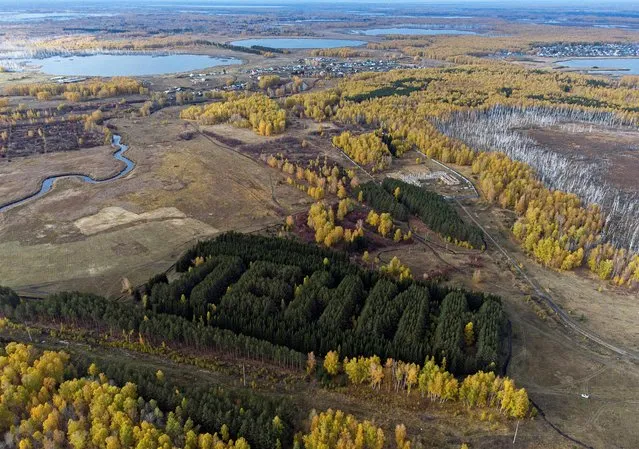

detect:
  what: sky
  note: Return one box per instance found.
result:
[2,0,638,4]
[2,0,639,9]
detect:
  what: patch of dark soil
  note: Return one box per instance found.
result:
[1,120,105,157]
[202,129,244,147]
[524,125,639,193]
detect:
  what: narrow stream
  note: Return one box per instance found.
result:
[0,135,134,214]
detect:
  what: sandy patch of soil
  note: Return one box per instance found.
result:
[74,206,189,235]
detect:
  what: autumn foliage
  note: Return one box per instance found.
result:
[323,351,530,419]
[332,131,391,170]
[302,409,390,449]
[4,78,144,101]
[181,93,286,136]
[0,343,252,449]
[285,64,639,286]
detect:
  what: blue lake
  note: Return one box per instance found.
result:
[0,12,113,22]
[355,28,477,36]
[20,54,242,76]
[559,58,639,75]
[230,38,366,49]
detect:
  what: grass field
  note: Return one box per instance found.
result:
[0,107,309,296]
[0,144,123,204]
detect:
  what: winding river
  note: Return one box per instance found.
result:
[0,135,134,214]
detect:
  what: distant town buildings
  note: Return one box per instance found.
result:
[241,57,406,79]
[535,43,639,58]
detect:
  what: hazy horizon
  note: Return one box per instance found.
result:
[2,0,639,6]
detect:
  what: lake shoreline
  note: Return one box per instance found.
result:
[0,52,243,76]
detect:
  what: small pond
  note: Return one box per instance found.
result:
[559,58,639,75]
[355,27,477,36]
[230,38,366,49]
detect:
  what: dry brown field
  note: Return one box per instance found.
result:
[525,124,639,193]
[0,106,310,296]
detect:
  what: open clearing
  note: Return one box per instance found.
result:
[74,206,188,235]
[524,123,639,193]
[0,107,309,295]
[0,218,217,296]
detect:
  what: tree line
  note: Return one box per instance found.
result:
[317,349,529,419]
[4,77,145,101]
[70,349,294,449]
[156,233,506,374]
[381,179,484,249]
[4,290,307,371]
[331,131,391,170]
[355,182,409,222]
[2,233,507,376]
[0,342,291,449]
[181,93,286,136]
